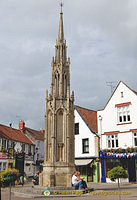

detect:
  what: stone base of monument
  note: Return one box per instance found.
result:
[39,165,75,187]
[12,185,94,198]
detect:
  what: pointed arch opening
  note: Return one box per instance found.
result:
[56,109,64,161]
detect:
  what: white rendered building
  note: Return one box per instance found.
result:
[74,106,100,182]
[97,81,137,182]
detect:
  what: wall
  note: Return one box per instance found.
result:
[75,109,96,158]
[98,82,137,149]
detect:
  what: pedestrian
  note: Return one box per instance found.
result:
[19,175,24,186]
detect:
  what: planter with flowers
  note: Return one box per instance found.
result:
[0,168,20,187]
[0,168,20,200]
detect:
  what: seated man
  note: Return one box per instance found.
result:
[77,171,88,190]
[72,171,83,190]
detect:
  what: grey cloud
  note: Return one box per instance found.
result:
[0,0,137,129]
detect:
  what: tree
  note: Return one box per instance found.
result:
[107,166,128,182]
[107,166,128,200]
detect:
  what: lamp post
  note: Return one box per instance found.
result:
[98,115,103,149]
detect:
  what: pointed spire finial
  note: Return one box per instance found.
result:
[58,2,64,42]
[60,2,63,13]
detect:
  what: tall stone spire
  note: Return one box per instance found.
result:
[39,8,75,187]
[58,12,64,42]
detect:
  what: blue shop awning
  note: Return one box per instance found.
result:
[75,159,93,166]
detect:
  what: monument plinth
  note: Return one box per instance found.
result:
[39,10,75,187]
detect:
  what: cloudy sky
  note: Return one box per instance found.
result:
[0,0,137,130]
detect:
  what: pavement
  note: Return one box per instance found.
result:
[1,181,137,200]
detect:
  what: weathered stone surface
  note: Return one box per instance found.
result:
[39,10,75,187]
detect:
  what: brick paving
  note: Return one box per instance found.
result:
[1,182,137,200]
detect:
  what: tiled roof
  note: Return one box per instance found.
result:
[25,127,44,141]
[75,105,98,133]
[0,130,9,139]
[0,124,33,144]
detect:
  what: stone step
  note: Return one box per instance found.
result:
[12,186,94,198]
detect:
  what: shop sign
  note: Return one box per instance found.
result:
[8,148,14,158]
[14,142,22,153]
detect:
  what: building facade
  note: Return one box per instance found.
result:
[40,10,75,187]
[0,124,34,176]
[98,81,137,182]
[75,106,100,183]
[19,120,44,175]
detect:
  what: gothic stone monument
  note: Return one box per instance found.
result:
[39,10,75,187]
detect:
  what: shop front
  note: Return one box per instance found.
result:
[75,158,100,183]
[99,150,136,183]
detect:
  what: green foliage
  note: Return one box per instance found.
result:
[107,166,128,181]
[0,168,20,187]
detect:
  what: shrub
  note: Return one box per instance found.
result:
[107,166,128,181]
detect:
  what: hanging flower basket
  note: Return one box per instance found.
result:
[28,152,32,156]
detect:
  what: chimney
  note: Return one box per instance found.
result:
[40,128,44,134]
[19,120,25,133]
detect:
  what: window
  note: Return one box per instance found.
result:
[11,141,15,148]
[37,141,40,148]
[75,123,79,135]
[28,145,31,153]
[121,92,124,98]
[2,139,7,149]
[117,106,131,124]
[31,145,33,154]
[25,144,29,154]
[134,133,137,146]
[107,135,118,148]
[82,138,89,153]
[8,140,11,148]
[22,143,25,152]
[3,162,7,170]
[7,140,9,149]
